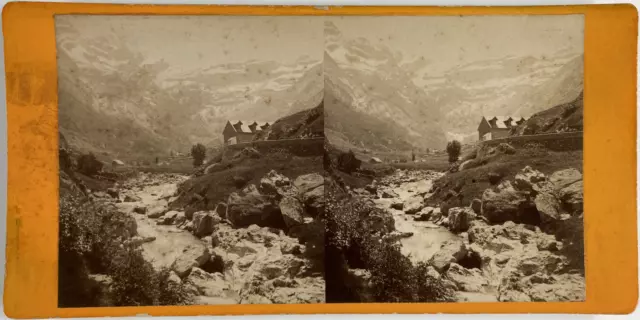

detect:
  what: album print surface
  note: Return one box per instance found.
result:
[56,14,584,307]
[324,15,585,303]
[56,15,325,307]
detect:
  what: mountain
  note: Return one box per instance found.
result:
[254,98,324,141]
[428,53,584,139]
[324,21,448,152]
[56,19,322,161]
[511,91,583,136]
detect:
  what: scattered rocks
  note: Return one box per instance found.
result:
[106,188,119,199]
[192,211,222,238]
[382,189,399,199]
[279,196,304,229]
[294,173,324,217]
[171,245,211,278]
[227,184,282,228]
[481,181,533,224]
[447,207,476,233]
[390,201,404,210]
[470,198,482,214]
[124,194,142,203]
[429,239,468,273]
[445,263,488,292]
[133,206,147,215]
[403,196,425,215]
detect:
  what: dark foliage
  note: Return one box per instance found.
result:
[446,140,462,163]
[325,177,456,303]
[337,150,362,174]
[77,153,104,176]
[191,143,207,167]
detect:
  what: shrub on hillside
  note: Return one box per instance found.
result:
[77,153,104,176]
[191,143,207,167]
[59,190,193,307]
[557,214,585,275]
[337,150,361,174]
[461,148,478,162]
[446,140,462,163]
[325,180,456,303]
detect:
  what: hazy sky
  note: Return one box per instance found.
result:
[56,15,325,74]
[327,15,584,76]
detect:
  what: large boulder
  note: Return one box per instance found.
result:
[158,210,180,225]
[498,271,585,302]
[184,267,229,297]
[294,173,324,216]
[534,192,561,224]
[106,188,119,199]
[192,211,222,238]
[227,185,282,228]
[557,180,583,213]
[470,198,482,214]
[447,207,476,233]
[514,166,548,193]
[549,168,582,191]
[214,202,228,219]
[259,170,293,198]
[171,245,211,278]
[481,181,534,224]
[382,189,399,199]
[428,239,468,273]
[279,196,304,229]
[403,196,425,215]
[124,194,142,203]
[445,263,488,292]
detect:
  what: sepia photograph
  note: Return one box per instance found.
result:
[324,15,585,303]
[55,12,585,307]
[56,15,325,307]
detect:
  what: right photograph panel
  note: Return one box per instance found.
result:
[324,15,585,303]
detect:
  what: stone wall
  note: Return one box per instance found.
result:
[225,137,325,157]
[482,131,583,151]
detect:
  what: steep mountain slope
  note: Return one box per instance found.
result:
[56,19,322,160]
[511,91,583,136]
[324,21,448,151]
[430,53,584,139]
[254,97,324,141]
[325,77,417,152]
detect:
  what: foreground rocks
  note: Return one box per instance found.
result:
[104,170,325,305]
[363,166,584,302]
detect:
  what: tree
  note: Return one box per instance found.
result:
[446,140,462,163]
[76,153,103,176]
[191,143,206,167]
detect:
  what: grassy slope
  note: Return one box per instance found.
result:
[512,91,583,136]
[253,101,324,141]
[426,147,583,207]
[173,150,323,209]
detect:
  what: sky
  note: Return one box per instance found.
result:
[327,14,584,76]
[55,15,325,75]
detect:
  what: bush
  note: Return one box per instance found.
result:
[325,179,456,303]
[446,140,462,163]
[461,148,478,162]
[337,150,361,174]
[59,188,193,307]
[191,143,207,167]
[77,153,104,176]
[557,214,585,275]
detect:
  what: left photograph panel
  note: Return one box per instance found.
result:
[56,15,325,307]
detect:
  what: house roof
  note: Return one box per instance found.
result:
[227,120,272,133]
[483,116,527,129]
